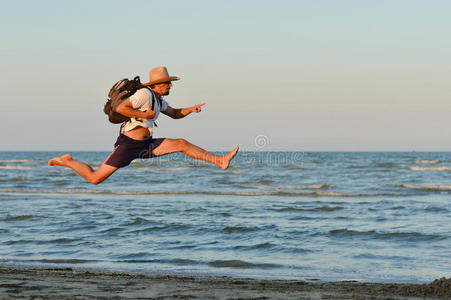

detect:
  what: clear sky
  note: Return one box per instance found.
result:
[1,0,450,151]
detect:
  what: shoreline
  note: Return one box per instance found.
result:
[0,266,449,299]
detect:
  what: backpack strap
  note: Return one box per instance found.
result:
[144,86,155,111]
[144,86,159,127]
[119,122,126,135]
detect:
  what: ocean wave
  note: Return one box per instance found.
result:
[166,258,200,265]
[314,192,358,197]
[34,259,92,264]
[237,184,330,190]
[425,206,449,213]
[167,245,198,250]
[272,206,344,212]
[0,160,30,163]
[184,207,207,213]
[4,239,35,245]
[37,238,82,245]
[208,259,280,269]
[376,162,395,168]
[157,167,189,171]
[0,166,36,170]
[115,259,158,263]
[222,226,259,234]
[259,179,274,184]
[11,177,33,182]
[415,160,440,164]
[0,188,400,198]
[232,242,276,251]
[3,215,33,221]
[353,253,413,261]
[0,258,96,265]
[398,184,451,192]
[0,188,272,197]
[125,217,159,226]
[100,227,124,234]
[129,224,192,234]
[115,257,282,269]
[118,258,202,265]
[409,166,451,171]
[328,229,444,242]
[188,164,210,169]
[348,165,367,169]
[157,159,170,163]
[117,252,151,260]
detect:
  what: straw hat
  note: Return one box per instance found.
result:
[142,66,180,86]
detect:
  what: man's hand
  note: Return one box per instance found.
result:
[144,108,156,119]
[116,99,156,120]
[191,102,206,113]
[108,81,128,100]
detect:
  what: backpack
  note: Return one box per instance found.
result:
[103,76,157,124]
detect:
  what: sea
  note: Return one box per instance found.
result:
[0,151,450,283]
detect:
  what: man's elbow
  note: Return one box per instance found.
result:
[164,110,180,119]
[115,106,126,115]
[171,113,183,119]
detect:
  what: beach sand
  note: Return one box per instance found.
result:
[0,266,449,299]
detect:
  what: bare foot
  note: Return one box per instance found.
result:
[48,154,72,166]
[219,146,239,170]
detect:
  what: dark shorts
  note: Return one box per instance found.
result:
[104,134,164,168]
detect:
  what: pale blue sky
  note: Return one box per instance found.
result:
[1,0,450,151]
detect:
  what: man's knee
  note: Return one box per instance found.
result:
[89,177,103,185]
[175,138,190,150]
[88,173,108,185]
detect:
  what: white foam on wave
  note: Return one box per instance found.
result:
[0,188,283,197]
[157,167,189,171]
[0,188,392,198]
[399,184,451,191]
[0,166,36,170]
[0,160,30,163]
[409,166,451,171]
[315,192,357,197]
[414,160,440,164]
[238,184,329,190]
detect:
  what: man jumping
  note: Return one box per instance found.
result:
[48,66,239,184]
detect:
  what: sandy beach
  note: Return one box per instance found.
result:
[0,266,449,299]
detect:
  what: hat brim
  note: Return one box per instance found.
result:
[142,76,180,86]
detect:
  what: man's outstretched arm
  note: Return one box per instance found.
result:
[162,103,205,119]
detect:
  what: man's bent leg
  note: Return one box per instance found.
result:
[152,138,239,170]
[48,154,118,184]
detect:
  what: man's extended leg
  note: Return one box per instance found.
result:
[48,154,118,185]
[152,138,238,170]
